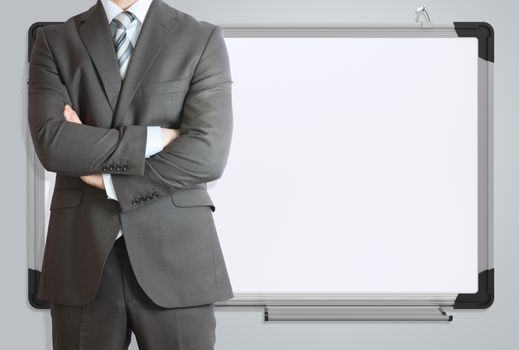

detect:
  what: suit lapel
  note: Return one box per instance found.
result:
[78,0,180,126]
[112,0,179,127]
[78,0,122,112]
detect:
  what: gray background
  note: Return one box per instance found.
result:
[1,0,516,349]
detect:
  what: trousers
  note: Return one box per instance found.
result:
[50,236,216,350]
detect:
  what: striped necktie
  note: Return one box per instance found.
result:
[110,11,136,79]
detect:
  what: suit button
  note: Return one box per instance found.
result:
[146,194,154,200]
[122,165,129,171]
[131,199,139,206]
[115,165,122,171]
[152,192,160,198]
[108,165,115,171]
[102,166,109,172]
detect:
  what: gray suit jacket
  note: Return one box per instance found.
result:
[28,0,234,308]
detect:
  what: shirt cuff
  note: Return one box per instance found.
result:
[102,173,118,201]
[145,126,164,158]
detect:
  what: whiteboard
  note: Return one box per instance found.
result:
[30,23,494,309]
[209,36,479,295]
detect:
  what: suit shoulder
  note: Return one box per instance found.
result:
[35,3,94,41]
[33,3,98,53]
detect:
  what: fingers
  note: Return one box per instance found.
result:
[79,174,104,190]
[63,104,82,124]
[63,104,72,120]
[166,128,177,145]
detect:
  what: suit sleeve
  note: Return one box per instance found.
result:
[103,126,164,201]
[110,25,233,212]
[28,26,148,177]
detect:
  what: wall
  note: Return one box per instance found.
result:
[1,0,516,348]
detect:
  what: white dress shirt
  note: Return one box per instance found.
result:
[100,0,162,240]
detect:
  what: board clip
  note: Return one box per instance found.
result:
[415,6,433,28]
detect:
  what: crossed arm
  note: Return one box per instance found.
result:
[28,25,233,213]
[61,104,177,196]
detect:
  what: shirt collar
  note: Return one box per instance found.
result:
[100,0,153,24]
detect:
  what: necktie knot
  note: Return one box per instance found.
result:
[112,11,136,30]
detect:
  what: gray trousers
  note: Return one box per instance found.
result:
[50,236,216,350]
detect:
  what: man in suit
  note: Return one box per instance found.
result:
[28,0,234,348]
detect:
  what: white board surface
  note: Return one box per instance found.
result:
[211,36,479,294]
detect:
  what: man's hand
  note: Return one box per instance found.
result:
[63,104,105,190]
[63,104,82,124]
[160,127,180,148]
[79,172,106,189]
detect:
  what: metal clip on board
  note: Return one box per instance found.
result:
[416,5,433,28]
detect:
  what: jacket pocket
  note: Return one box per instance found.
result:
[170,188,215,212]
[50,189,84,210]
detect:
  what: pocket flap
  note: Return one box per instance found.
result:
[50,189,84,210]
[170,189,215,212]
[143,78,190,96]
